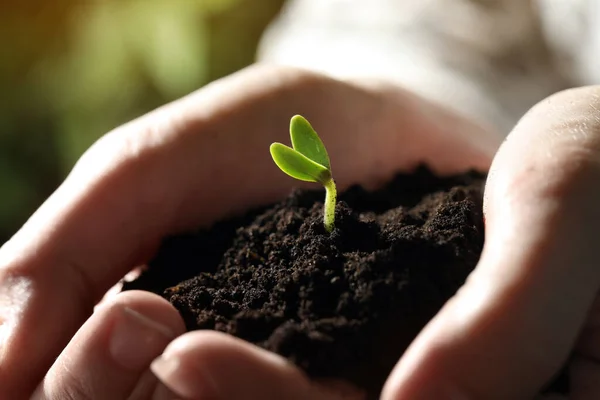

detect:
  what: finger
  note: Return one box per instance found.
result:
[149,330,365,400]
[0,64,499,397]
[31,291,184,400]
[382,86,600,399]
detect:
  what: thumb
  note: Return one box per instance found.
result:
[382,86,600,400]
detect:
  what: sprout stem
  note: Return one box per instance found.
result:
[323,178,337,233]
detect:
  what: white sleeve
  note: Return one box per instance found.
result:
[537,0,600,86]
[257,0,595,135]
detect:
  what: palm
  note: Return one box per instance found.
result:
[0,65,502,399]
[113,66,502,398]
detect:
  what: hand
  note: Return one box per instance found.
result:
[382,86,600,400]
[0,64,499,399]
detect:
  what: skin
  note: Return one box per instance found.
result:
[0,64,598,399]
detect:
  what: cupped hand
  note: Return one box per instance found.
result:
[382,86,600,400]
[0,64,500,399]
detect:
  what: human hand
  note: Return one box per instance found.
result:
[382,86,600,400]
[0,64,499,399]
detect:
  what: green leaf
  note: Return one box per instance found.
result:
[289,115,330,170]
[270,143,331,183]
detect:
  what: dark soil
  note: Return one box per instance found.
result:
[123,166,567,398]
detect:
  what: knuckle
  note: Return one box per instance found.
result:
[51,378,94,400]
[504,86,600,193]
[535,85,600,116]
[41,362,96,400]
[57,386,93,400]
[71,124,155,179]
[70,103,182,186]
[528,86,600,147]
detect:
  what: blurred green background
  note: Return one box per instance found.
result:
[0,0,285,245]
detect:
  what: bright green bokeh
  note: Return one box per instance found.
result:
[0,0,284,244]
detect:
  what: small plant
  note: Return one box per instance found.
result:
[270,115,337,233]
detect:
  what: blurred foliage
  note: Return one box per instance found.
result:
[0,0,284,244]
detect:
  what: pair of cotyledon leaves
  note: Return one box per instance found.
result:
[269,115,332,184]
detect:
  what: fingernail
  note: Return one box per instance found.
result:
[110,307,175,370]
[151,354,219,399]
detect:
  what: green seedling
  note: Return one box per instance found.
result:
[270,115,337,233]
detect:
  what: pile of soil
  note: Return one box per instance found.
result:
[123,167,566,397]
